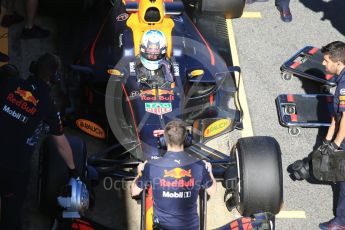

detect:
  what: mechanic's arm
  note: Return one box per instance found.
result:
[131,161,147,197]
[204,161,217,196]
[325,116,336,141]
[334,112,345,147]
[51,134,75,170]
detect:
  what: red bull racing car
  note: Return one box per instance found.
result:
[37,0,283,229]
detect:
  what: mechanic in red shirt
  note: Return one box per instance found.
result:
[0,53,77,230]
[131,119,217,230]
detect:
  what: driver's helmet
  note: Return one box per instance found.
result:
[140,30,167,71]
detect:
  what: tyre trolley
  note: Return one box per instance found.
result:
[280,46,336,93]
[276,94,333,136]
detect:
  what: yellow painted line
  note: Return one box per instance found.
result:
[276,210,307,219]
[227,18,306,221]
[226,19,254,137]
[241,11,262,18]
[0,6,9,66]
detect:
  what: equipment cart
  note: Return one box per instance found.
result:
[280,46,336,93]
[276,94,333,136]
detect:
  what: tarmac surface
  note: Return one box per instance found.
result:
[2,0,345,229]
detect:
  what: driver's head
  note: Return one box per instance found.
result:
[164,120,187,149]
[140,30,167,71]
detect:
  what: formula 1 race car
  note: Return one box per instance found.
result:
[37,0,283,228]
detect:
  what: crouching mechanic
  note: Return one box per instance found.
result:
[131,119,217,230]
[0,53,78,230]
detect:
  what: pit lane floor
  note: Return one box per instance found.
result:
[3,0,345,229]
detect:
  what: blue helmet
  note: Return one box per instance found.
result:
[140,30,167,71]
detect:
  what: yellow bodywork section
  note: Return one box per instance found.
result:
[126,0,174,57]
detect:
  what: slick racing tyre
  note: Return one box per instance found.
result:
[234,136,283,216]
[38,136,87,216]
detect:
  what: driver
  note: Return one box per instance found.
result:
[131,119,217,230]
[136,29,174,87]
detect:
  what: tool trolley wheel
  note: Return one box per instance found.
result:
[284,105,296,115]
[281,71,293,81]
[38,136,87,216]
[288,127,301,136]
[320,85,332,94]
[233,136,283,216]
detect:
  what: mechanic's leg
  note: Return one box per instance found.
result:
[275,0,292,22]
[24,0,37,28]
[335,181,345,225]
[21,0,49,39]
[0,170,29,230]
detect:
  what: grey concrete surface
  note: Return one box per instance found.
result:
[233,0,345,229]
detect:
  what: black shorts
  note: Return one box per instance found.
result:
[0,168,30,230]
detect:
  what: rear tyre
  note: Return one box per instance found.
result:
[38,136,87,216]
[234,136,283,216]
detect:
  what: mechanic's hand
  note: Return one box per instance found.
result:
[320,142,339,155]
[318,139,332,152]
[69,168,81,179]
[203,160,212,174]
[137,161,147,176]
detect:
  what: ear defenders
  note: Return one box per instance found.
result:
[158,131,193,149]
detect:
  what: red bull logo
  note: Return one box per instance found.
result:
[163,168,192,179]
[6,91,37,115]
[14,87,39,106]
[140,89,174,97]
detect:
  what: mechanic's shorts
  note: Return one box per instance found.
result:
[0,168,30,230]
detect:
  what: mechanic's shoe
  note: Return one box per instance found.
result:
[0,51,9,62]
[319,220,345,230]
[1,13,24,27]
[21,25,50,39]
[277,6,292,22]
[246,0,268,4]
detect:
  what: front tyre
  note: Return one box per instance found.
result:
[234,136,283,216]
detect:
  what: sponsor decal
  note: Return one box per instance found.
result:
[164,168,192,179]
[107,69,122,76]
[6,93,37,115]
[340,89,345,95]
[204,119,231,138]
[129,62,136,73]
[159,178,195,188]
[153,129,164,137]
[116,13,129,21]
[162,191,191,198]
[172,16,183,23]
[160,168,194,188]
[130,91,140,98]
[339,96,345,101]
[173,63,180,76]
[140,89,175,101]
[15,87,39,106]
[2,105,28,123]
[76,119,106,139]
[145,103,172,115]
